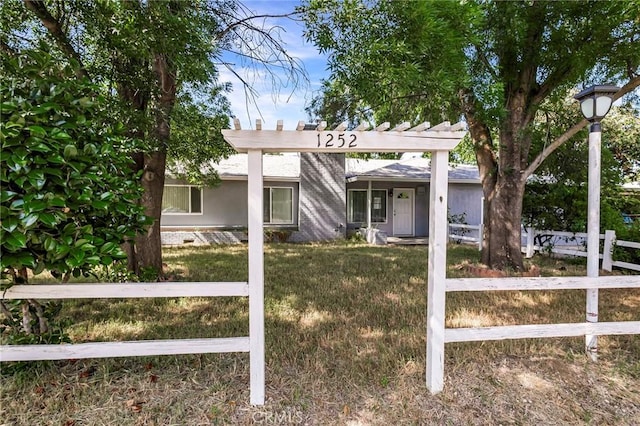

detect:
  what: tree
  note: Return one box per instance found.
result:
[0,48,147,341]
[604,105,640,183]
[523,96,640,235]
[302,0,640,270]
[3,0,305,277]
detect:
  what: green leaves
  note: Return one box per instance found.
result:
[1,49,148,279]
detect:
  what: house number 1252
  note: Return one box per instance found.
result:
[317,133,358,148]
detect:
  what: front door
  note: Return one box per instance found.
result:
[393,188,414,236]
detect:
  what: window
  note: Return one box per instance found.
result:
[348,189,387,223]
[264,187,293,224]
[162,185,202,214]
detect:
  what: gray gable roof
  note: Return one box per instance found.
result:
[208,154,300,180]
[346,157,481,183]
[204,154,480,183]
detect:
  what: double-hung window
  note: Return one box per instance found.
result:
[264,187,293,224]
[162,185,202,214]
[348,189,387,223]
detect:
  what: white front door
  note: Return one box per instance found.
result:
[393,188,414,236]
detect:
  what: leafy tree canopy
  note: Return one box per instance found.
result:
[2,0,307,274]
[302,0,640,270]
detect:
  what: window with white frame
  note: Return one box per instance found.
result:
[162,185,202,214]
[263,187,294,224]
[347,189,387,223]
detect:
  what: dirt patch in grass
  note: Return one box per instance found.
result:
[2,243,639,424]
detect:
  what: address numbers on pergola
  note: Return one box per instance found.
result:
[224,118,467,153]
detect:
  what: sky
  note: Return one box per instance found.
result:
[218,1,329,131]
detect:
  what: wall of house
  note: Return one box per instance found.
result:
[290,153,347,242]
[448,184,483,225]
[346,181,482,237]
[160,178,299,245]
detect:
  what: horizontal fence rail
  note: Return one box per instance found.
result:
[0,281,251,364]
[0,337,250,362]
[445,275,639,344]
[448,223,482,249]
[446,276,640,292]
[521,228,639,273]
[2,282,249,299]
[445,322,640,343]
[609,236,640,272]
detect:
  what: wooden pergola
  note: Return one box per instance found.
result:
[222,119,467,404]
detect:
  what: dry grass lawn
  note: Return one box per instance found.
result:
[1,243,639,425]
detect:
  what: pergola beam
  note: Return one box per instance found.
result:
[222,121,466,153]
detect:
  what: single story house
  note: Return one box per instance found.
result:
[160,153,483,245]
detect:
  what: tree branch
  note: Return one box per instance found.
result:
[459,88,498,190]
[215,12,300,42]
[0,301,14,322]
[524,75,640,179]
[21,301,33,335]
[531,63,573,106]
[0,39,18,56]
[28,299,48,334]
[612,75,640,102]
[23,0,89,80]
[473,44,499,80]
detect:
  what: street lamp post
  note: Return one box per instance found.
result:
[574,84,619,361]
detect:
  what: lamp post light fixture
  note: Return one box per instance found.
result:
[574,84,619,126]
[574,84,619,361]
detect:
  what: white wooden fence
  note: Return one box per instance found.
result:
[448,223,482,249]
[440,275,640,388]
[2,119,470,404]
[0,282,251,361]
[522,228,640,272]
[444,276,639,341]
[424,225,640,393]
[447,225,640,273]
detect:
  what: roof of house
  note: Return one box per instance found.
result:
[212,154,300,180]
[195,154,481,183]
[346,157,481,183]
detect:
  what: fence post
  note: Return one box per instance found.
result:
[478,223,483,251]
[248,149,265,405]
[602,230,616,272]
[525,227,535,258]
[426,150,450,394]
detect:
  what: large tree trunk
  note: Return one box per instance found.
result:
[122,52,175,277]
[481,176,526,271]
[461,88,528,271]
[129,151,167,275]
[128,53,176,276]
[25,0,178,279]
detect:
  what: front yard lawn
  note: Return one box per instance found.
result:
[2,243,638,425]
